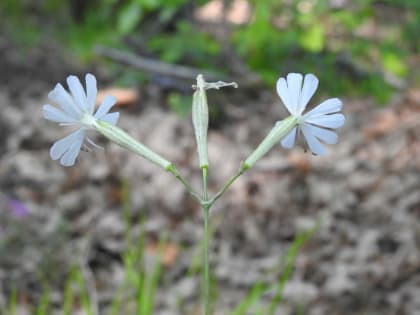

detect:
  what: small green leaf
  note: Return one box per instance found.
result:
[167,93,192,117]
[117,2,142,34]
[382,51,407,77]
[299,23,325,52]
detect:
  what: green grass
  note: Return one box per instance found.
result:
[229,224,318,315]
[2,179,317,315]
[3,224,316,315]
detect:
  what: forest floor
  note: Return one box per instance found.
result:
[1,36,420,315]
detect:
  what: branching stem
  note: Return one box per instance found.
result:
[207,165,247,208]
[167,165,201,203]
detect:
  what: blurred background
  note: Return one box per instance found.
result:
[0,0,420,314]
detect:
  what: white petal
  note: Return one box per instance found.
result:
[43,105,76,123]
[302,123,338,144]
[298,74,318,114]
[94,95,117,119]
[67,75,88,111]
[304,98,342,118]
[305,113,345,129]
[85,73,97,114]
[60,133,84,167]
[287,73,303,114]
[280,126,297,149]
[48,84,81,119]
[301,124,326,155]
[276,77,294,114]
[100,112,120,125]
[50,129,84,160]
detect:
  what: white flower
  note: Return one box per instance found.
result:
[43,73,120,166]
[276,73,345,156]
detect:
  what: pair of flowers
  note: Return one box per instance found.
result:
[43,73,345,167]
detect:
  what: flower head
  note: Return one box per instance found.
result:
[276,73,345,155]
[43,73,120,166]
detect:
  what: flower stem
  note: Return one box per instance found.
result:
[202,167,210,315]
[207,165,246,207]
[167,165,201,203]
[202,167,209,201]
[203,204,210,315]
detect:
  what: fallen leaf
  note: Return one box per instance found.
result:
[195,0,251,25]
[287,151,311,173]
[406,88,420,108]
[97,88,140,107]
[363,110,399,138]
[147,242,179,267]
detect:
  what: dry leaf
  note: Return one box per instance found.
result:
[97,88,140,107]
[195,0,251,24]
[287,151,311,173]
[363,110,399,138]
[406,88,420,108]
[147,242,179,267]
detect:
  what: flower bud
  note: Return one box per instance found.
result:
[192,75,238,170]
[192,74,209,169]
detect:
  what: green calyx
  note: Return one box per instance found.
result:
[243,115,298,169]
[94,120,172,170]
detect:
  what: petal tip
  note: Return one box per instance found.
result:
[305,73,318,80]
[86,73,95,80]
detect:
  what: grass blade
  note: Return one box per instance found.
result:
[63,268,76,315]
[229,281,267,315]
[266,226,318,315]
[36,282,50,315]
[229,224,318,315]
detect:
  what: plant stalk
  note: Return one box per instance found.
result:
[203,204,210,315]
[207,165,246,207]
[202,167,210,315]
[167,165,201,203]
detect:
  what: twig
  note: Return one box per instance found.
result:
[95,45,222,81]
[94,45,261,87]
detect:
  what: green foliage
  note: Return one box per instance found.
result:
[233,0,415,102]
[35,282,50,315]
[117,2,144,35]
[62,269,74,315]
[114,178,165,315]
[62,267,94,315]
[266,226,317,315]
[148,21,220,66]
[115,0,189,34]
[2,189,315,314]
[167,92,193,117]
[381,49,408,77]
[1,0,417,103]
[5,287,17,315]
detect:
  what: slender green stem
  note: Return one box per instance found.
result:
[201,167,210,315]
[207,165,246,207]
[167,165,201,203]
[202,167,209,201]
[170,162,245,315]
[203,204,210,315]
